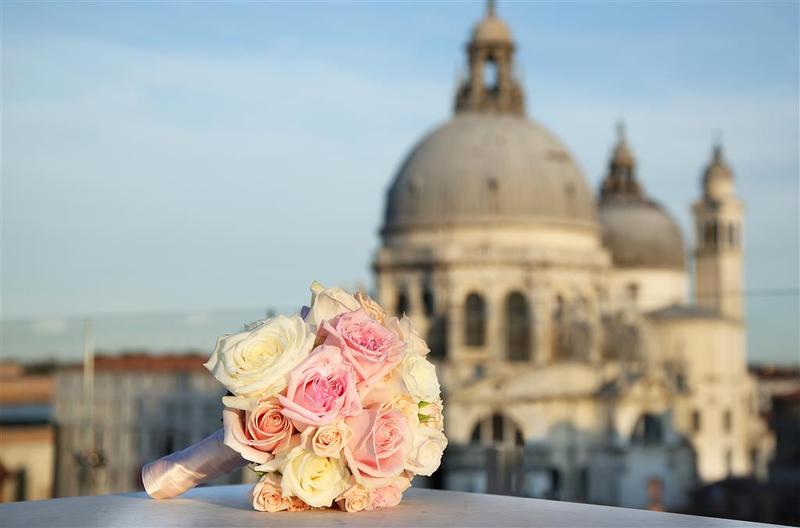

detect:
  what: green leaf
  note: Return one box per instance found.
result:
[418,401,431,408]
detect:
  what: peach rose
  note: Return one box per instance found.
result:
[286,496,310,512]
[344,407,411,489]
[336,484,370,513]
[222,398,294,464]
[319,309,404,388]
[355,291,386,323]
[279,345,361,430]
[304,420,352,459]
[252,473,290,512]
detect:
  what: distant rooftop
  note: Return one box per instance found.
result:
[646,304,720,321]
[61,353,209,373]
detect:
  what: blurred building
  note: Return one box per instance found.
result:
[52,354,248,497]
[0,363,55,502]
[688,373,800,524]
[373,3,773,510]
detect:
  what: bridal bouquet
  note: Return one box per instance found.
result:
[142,282,446,513]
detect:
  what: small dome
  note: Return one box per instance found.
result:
[598,125,685,270]
[472,15,512,44]
[599,198,685,270]
[382,113,597,234]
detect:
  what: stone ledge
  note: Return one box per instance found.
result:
[0,484,779,527]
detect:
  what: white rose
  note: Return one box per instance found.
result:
[278,446,349,508]
[386,316,430,356]
[304,281,361,327]
[204,314,313,399]
[405,426,447,476]
[401,354,440,402]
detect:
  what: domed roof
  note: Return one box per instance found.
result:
[598,127,685,270]
[383,113,598,233]
[472,15,512,44]
[598,198,685,270]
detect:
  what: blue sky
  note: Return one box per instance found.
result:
[2,1,798,364]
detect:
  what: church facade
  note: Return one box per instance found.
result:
[373,4,772,510]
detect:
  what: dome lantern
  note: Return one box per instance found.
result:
[600,122,643,202]
[455,1,525,116]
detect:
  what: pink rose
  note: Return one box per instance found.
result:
[222,398,294,464]
[319,309,404,388]
[368,474,412,510]
[344,407,411,489]
[279,345,361,430]
[369,486,402,509]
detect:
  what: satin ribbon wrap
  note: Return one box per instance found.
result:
[142,428,246,499]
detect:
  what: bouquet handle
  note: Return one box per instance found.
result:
[142,428,246,499]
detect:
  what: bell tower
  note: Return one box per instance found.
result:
[693,143,744,320]
[454,1,525,116]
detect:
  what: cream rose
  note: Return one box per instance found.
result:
[306,421,352,459]
[405,426,447,476]
[336,484,370,512]
[360,368,407,408]
[380,394,420,430]
[418,400,444,431]
[386,316,430,356]
[252,473,290,512]
[304,281,361,327]
[204,314,313,399]
[400,354,440,402]
[279,447,349,508]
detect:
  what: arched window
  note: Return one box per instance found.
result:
[723,409,732,433]
[631,414,664,446]
[710,221,718,247]
[395,291,409,316]
[552,295,567,359]
[506,292,531,361]
[427,315,447,359]
[470,413,524,447]
[484,59,499,91]
[465,293,486,346]
[422,287,435,317]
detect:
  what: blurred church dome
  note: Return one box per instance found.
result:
[598,126,685,270]
[472,11,512,43]
[383,115,596,233]
[382,3,596,235]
